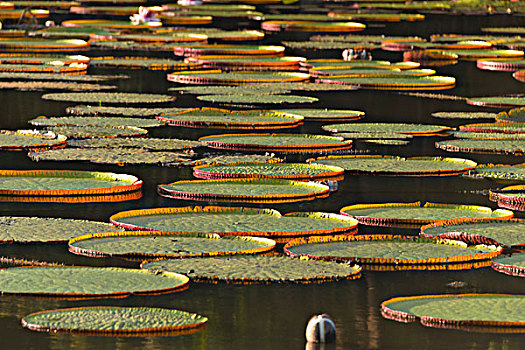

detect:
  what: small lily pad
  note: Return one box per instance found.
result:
[492,254,525,277]
[0,129,66,151]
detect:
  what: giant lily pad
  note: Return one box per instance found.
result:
[322,122,452,135]
[0,130,66,151]
[0,266,188,297]
[89,57,202,71]
[431,111,497,120]
[308,156,477,176]
[0,81,116,92]
[261,20,366,33]
[44,126,148,139]
[467,96,525,108]
[142,255,361,283]
[311,68,435,78]
[67,137,204,150]
[316,76,456,90]
[69,231,275,258]
[0,38,89,52]
[284,235,500,266]
[199,133,351,153]
[61,19,161,29]
[22,306,208,335]
[436,139,525,155]
[459,122,525,134]
[420,219,525,249]
[470,163,525,181]
[492,254,525,277]
[180,154,281,167]
[185,55,305,69]
[29,116,165,128]
[110,206,358,239]
[197,94,318,106]
[158,178,329,203]
[0,216,121,243]
[490,185,525,206]
[0,72,127,82]
[170,85,289,95]
[157,108,303,129]
[340,202,512,227]
[274,109,364,122]
[496,107,525,123]
[477,59,525,72]
[66,106,190,117]
[41,92,176,104]
[381,294,525,331]
[192,162,344,181]
[0,63,87,74]
[0,170,142,196]
[166,71,310,85]
[172,44,285,57]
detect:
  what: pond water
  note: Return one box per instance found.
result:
[0,8,524,350]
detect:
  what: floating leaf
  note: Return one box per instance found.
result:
[66,106,190,117]
[0,81,116,92]
[41,92,176,104]
[492,254,525,277]
[180,154,281,167]
[496,107,525,123]
[67,137,204,151]
[470,163,525,181]
[322,122,452,135]
[167,71,310,85]
[44,126,148,139]
[436,139,525,155]
[0,72,127,82]
[431,111,496,120]
[29,116,165,128]
[197,94,318,106]
[274,109,364,122]
[467,96,525,108]
[0,130,66,151]
[89,56,202,71]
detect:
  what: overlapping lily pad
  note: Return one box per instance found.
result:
[0,170,142,196]
[467,96,525,108]
[0,73,127,82]
[180,154,281,167]
[110,206,358,239]
[496,107,525,123]
[185,55,305,69]
[421,219,525,249]
[22,306,208,335]
[41,92,176,104]
[0,130,66,151]
[0,38,89,52]
[452,132,525,140]
[167,71,310,85]
[436,139,525,155]
[69,231,275,258]
[308,156,477,176]
[158,178,329,203]
[172,44,285,57]
[157,108,303,129]
[0,52,89,64]
[381,294,525,332]
[0,63,87,74]
[44,126,148,139]
[0,216,121,243]
[459,122,525,134]
[197,94,318,106]
[66,106,190,117]
[142,255,361,283]
[316,76,456,90]
[199,133,351,153]
[284,235,500,266]
[29,116,165,128]
[470,163,525,181]
[274,109,364,122]
[0,81,116,92]
[89,57,202,71]
[431,111,497,120]
[340,202,513,227]
[170,85,288,95]
[192,162,344,181]
[304,58,420,70]
[0,266,188,297]
[311,68,436,78]
[261,20,366,33]
[477,59,525,72]
[492,254,525,277]
[322,122,452,135]
[490,185,525,207]
[337,132,413,140]
[67,137,204,150]
[61,19,161,29]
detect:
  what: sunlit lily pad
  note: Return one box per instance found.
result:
[471,163,525,181]
[284,235,500,265]
[158,178,329,203]
[69,231,275,258]
[170,85,288,95]
[515,70,525,83]
[192,162,344,181]
[41,92,176,104]
[452,132,525,140]
[311,68,435,78]
[0,266,188,297]
[45,126,148,139]
[184,55,305,69]
[322,122,452,135]
[0,38,89,52]
[0,63,87,74]
[459,122,525,134]
[421,219,525,249]
[197,94,318,106]
[496,107,525,123]
[362,139,410,146]
[477,59,525,72]
[0,130,66,151]
[0,216,121,243]
[304,58,419,70]
[0,81,116,92]
[337,132,413,140]
[432,111,497,120]
[340,202,512,227]
[0,170,141,196]
[261,20,366,33]
[436,139,525,155]
[172,44,285,57]
[0,72,127,82]
[89,57,202,71]
[274,109,364,122]
[199,133,351,153]
[110,206,358,239]
[66,106,190,117]
[492,254,525,277]
[61,19,161,29]
[180,154,281,167]
[142,255,361,283]
[467,96,525,108]
[381,294,525,331]
[490,185,525,206]
[22,306,208,335]
[67,137,204,150]
[316,76,456,90]
[308,155,477,176]
[167,71,310,85]
[29,116,165,128]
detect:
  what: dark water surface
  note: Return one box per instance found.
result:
[0,9,524,350]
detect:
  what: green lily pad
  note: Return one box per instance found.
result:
[69,231,275,258]
[0,130,66,151]
[158,178,329,203]
[167,71,310,85]
[284,235,500,265]
[274,109,364,121]
[362,139,410,146]
[381,294,525,331]
[496,107,525,123]
[431,111,497,120]
[90,40,181,52]
[467,96,525,108]
[316,76,456,90]
[311,68,435,78]
[192,162,344,180]
[29,26,115,40]
[45,126,147,139]
[308,156,477,176]
[89,57,201,70]
[0,266,188,297]
[305,58,419,69]
[0,170,141,196]
[181,29,263,42]
[421,219,525,248]
[459,122,525,133]
[471,164,525,181]
[340,202,513,227]
[110,206,358,239]
[157,108,303,129]
[0,53,90,65]
[199,133,351,153]
[29,116,165,128]
[283,41,379,50]
[492,254,525,277]
[172,44,285,57]
[185,56,305,69]
[170,85,288,95]
[490,185,525,205]
[142,255,361,283]
[0,216,121,243]
[0,72,127,82]
[66,106,190,117]
[180,154,282,167]
[452,132,525,140]
[28,148,192,166]
[197,94,319,106]
[0,81,116,92]
[41,92,176,104]
[67,137,204,150]
[0,63,87,74]
[322,122,452,135]
[337,132,413,140]
[482,27,525,34]
[0,38,89,52]
[22,306,207,335]
[436,139,525,155]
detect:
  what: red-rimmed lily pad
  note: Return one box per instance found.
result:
[0,266,188,297]
[172,44,285,57]
[308,155,477,176]
[66,106,190,117]
[261,20,366,33]
[166,70,310,85]
[141,255,362,284]
[274,109,365,122]
[322,122,452,135]
[459,122,525,134]
[470,163,525,181]
[180,154,282,167]
[41,92,176,104]
[89,56,202,71]
[490,185,525,207]
[184,55,305,69]
[22,306,208,336]
[340,202,513,227]
[432,111,497,120]
[110,206,358,239]
[69,231,275,259]
[0,81,116,92]
[66,137,203,151]
[492,254,525,277]
[436,139,525,155]
[381,294,525,332]
[0,38,88,52]
[0,130,66,151]
[61,19,162,29]
[158,178,330,203]
[196,94,318,106]
[466,96,525,108]
[515,70,525,83]
[316,76,456,90]
[0,169,142,196]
